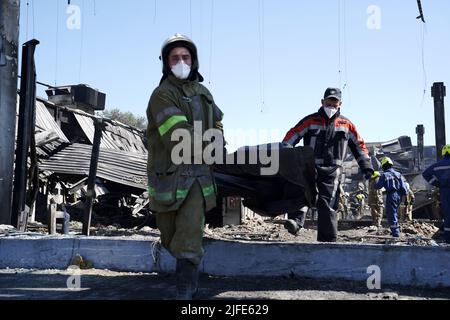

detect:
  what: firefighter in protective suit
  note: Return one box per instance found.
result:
[146,33,224,299]
[422,145,450,244]
[354,192,366,219]
[368,177,384,227]
[372,157,409,237]
[400,182,415,221]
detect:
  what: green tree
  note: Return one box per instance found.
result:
[102,108,147,130]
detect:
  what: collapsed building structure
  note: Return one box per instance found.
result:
[31,85,149,230]
[341,135,440,220]
[26,84,442,235]
[5,40,444,234]
[31,85,318,231]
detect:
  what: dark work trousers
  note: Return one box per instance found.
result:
[286,185,309,227]
[385,191,401,237]
[441,188,450,243]
[316,166,342,242]
[287,208,307,227]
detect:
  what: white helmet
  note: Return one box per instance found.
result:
[159,33,201,82]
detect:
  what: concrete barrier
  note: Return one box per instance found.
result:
[202,239,450,288]
[0,235,449,288]
[0,236,155,272]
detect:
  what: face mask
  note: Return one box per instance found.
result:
[323,106,338,119]
[171,61,191,80]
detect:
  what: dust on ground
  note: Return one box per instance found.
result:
[1,216,446,247]
[204,216,446,246]
[1,219,448,301]
[0,268,448,300]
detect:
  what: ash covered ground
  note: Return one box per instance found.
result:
[4,213,445,247]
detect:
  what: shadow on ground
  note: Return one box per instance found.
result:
[0,271,449,300]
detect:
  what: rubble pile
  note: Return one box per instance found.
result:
[24,220,160,238]
[92,225,158,238]
[401,221,440,238]
[204,217,446,246]
[3,217,447,247]
[0,225,17,236]
[204,216,312,242]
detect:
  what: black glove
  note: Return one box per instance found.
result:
[363,168,375,180]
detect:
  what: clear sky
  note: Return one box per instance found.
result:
[18,0,450,151]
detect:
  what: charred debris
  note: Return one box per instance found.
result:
[31,85,150,232]
[20,84,442,235]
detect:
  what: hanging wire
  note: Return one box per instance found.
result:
[190,0,193,37]
[208,0,215,86]
[258,0,266,113]
[419,23,428,109]
[342,0,351,106]
[93,0,96,16]
[199,0,203,48]
[32,0,35,39]
[342,0,348,91]
[26,1,29,40]
[55,0,60,86]
[79,0,85,83]
[415,0,427,109]
[153,0,157,24]
[337,0,342,88]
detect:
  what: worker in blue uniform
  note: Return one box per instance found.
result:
[422,145,450,244]
[371,157,409,238]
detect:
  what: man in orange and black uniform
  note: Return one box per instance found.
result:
[282,88,373,242]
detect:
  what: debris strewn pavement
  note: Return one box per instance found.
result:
[204,216,447,246]
[0,268,448,300]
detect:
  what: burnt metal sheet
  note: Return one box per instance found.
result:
[35,99,69,143]
[74,113,146,154]
[39,143,148,190]
[35,98,70,159]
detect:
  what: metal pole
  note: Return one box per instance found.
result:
[431,82,446,161]
[11,39,39,229]
[82,119,104,236]
[416,124,424,170]
[0,0,20,225]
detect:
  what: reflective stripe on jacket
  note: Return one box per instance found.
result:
[283,107,371,171]
[423,157,450,189]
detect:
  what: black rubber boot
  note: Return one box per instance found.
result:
[284,219,300,235]
[175,259,199,300]
[284,208,307,235]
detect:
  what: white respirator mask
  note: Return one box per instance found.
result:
[171,61,191,80]
[323,106,338,119]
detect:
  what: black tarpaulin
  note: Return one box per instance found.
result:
[214,143,316,217]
